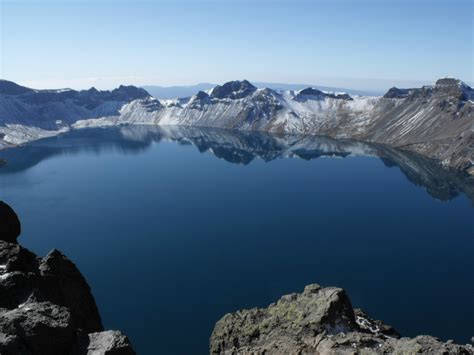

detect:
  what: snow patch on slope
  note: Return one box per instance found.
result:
[0,124,69,145]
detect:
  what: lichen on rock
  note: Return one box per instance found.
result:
[210,284,474,354]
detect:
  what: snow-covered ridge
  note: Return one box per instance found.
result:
[1,78,473,172]
[0,124,69,145]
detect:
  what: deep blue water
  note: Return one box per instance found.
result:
[0,126,472,354]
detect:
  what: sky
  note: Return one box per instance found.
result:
[0,0,473,91]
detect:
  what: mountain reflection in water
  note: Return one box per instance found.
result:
[1,125,473,203]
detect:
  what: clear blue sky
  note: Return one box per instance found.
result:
[0,0,473,91]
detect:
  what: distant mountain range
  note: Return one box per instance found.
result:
[0,78,473,173]
[142,82,378,99]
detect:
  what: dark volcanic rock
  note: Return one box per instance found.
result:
[327,92,353,100]
[0,203,135,354]
[196,90,210,100]
[0,201,21,243]
[383,87,413,98]
[0,301,75,355]
[0,241,39,309]
[110,85,149,102]
[211,80,257,99]
[188,91,212,109]
[298,87,353,100]
[298,87,325,96]
[39,249,103,333]
[210,284,474,354]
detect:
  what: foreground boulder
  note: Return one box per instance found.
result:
[0,201,21,243]
[210,284,473,354]
[39,249,103,334]
[0,202,135,354]
[73,330,135,355]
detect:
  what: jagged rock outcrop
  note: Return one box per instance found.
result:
[39,249,103,333]
[210,284,474,354]
[363,78,474,172]
[0,201,135,355]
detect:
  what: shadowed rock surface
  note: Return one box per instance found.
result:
[210,284,474,354]
[0,201,21,243]
[0,202,135,355]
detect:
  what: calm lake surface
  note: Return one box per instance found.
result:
[0,125,472,354]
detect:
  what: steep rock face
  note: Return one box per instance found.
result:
[210,284,474,354]
[0,241,106,354]
[362,78,474,170]
[364,79,473,145]
[0,201,135,355]
[39,249,103,333]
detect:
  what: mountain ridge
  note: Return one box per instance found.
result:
[0,78,473,173]
[142,81,378,99]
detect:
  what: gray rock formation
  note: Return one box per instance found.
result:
[74,330,135,355]
[0,201,135,355]
[210,284,473,354]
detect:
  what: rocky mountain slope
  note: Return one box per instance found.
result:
[1,78,473,173]
[210,284,474,354]
[0,79,154,144]
[0,201,135,354]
